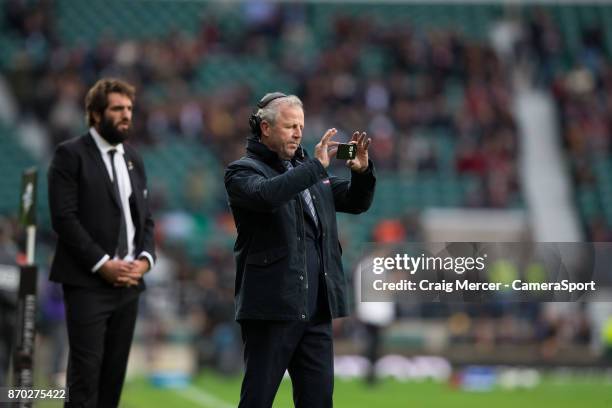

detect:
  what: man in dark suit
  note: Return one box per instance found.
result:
[225,93,376,407]
[48,78,156,408]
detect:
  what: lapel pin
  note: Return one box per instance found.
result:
[127,161,134,171]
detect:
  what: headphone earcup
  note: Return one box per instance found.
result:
[249,113,261,137]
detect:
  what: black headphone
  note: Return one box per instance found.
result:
[248,92,287,138]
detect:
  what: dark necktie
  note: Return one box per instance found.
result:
[108,149,129,258]
[284,161,318,227]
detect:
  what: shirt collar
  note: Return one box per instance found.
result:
[90,127,125,156]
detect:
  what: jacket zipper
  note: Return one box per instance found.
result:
[297,196,308,320]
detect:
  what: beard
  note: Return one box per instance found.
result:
[99,116,131,145]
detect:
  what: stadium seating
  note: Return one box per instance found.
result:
[539,5,612,237]
[0,1,526,265]
[194,55,297,96]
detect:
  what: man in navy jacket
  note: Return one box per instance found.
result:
[225,93,375,407]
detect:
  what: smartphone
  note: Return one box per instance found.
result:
[336,143,357,160]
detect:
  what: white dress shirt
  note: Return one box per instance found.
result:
[90,127,154,272]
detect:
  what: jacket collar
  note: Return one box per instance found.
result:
[245,136,307,171]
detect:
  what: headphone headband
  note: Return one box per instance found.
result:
[257,92,287,108]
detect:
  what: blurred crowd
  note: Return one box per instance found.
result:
[548,29,612,240]
[506,6,612,240]
[2,0,520,205]
[0,0,609,380]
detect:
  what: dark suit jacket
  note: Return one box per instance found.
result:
[48,132,156,288]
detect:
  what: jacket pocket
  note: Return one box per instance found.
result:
[246,246,288,266]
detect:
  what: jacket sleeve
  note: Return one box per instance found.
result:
[47,143,108,269]
[225,158,328,212]
[134,153,156,264]
[330,159,376,214]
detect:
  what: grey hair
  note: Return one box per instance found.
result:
[257,94,303,127]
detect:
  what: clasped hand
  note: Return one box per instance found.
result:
[99,259,148,287]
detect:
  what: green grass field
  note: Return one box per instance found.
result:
[119,371,611,408]
[36,370,612,408]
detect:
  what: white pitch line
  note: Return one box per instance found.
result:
[175,385,235,408]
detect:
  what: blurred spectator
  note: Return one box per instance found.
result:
[372,219,407,244]
[0,217,18,386]
[354,249,396,385]
[38,280,67,386]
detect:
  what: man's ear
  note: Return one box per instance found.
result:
[260,120,271,138]
[92,111,101,126]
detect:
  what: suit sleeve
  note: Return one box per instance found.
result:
[225,158,328,212]
[136,155,156,265]
[331,159,376,214]
[48,143,108,269]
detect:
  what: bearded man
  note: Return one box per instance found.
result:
[48,78,156,408]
